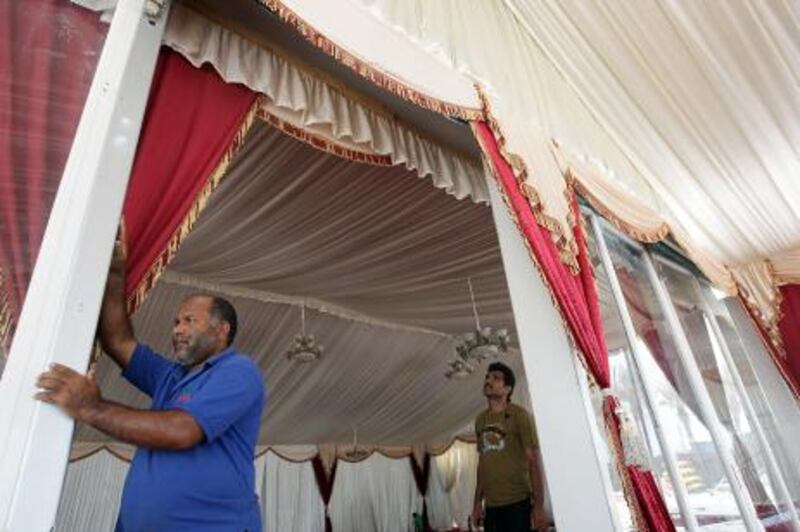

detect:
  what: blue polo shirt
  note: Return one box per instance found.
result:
[115,344,265,532]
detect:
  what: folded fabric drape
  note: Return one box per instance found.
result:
[163,4,487,203]
[776,285,800,397]
[0,0,106,349]
[475,120,675,531]
[122,48,259,310]
[473,121,610,387]
[409,454,432,531]
[603,396,674,532]
[312,455,337,532]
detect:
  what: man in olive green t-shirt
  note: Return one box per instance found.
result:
[472,362,547,532]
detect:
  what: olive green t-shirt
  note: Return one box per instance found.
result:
[475,403,538,508]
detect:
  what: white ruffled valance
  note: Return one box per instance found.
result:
[163,4,488,203]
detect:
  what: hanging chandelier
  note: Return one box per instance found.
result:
[286,305,323,362]
[343,426,370,461]
[444,357,475,379]
[445,278,510,379]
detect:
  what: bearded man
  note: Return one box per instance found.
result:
[35,231,265,532]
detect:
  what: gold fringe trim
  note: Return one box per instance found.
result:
[257,0,483,122]
[474,86,581,274]
[565,169,671,244]
[68,435,478,464]
[735,261,787,359]
[0,266,11,351]
[737,293,800,400]
[256,106,393,166]
[126,98,262,314]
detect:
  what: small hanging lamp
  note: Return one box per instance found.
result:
[286,304,323,362]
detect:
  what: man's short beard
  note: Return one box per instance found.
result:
[175,334,218,367]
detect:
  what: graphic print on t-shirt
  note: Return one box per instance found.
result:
[479,423,507,453]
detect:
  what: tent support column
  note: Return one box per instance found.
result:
[0,1,168,529]
[487,182,618,532]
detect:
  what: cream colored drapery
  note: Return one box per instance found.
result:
[56,447,479,532]
[164,4,488,203]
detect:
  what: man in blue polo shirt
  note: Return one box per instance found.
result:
[35,232,265,531]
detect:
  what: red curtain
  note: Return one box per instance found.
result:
[777,284,800,396]
[474,121,675,531]
[311,455,338,532]
[473,122,610,388]
[0,1,106,349]
[740,293,800,399]
[409,454,432,532]
[122,48,258,306]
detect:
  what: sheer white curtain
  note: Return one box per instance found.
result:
[426,441,478,530]
[262,451,325,532]
[329,453,423,532]
[54,450,129,532]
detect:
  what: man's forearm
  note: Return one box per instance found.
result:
[78,400,202,450]
[530,453,544,506]
[99,272,135,366]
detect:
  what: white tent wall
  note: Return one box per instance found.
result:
[54,446,482,532]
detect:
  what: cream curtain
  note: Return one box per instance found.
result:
[262,451,325,532]
[54,450,129,532]
[57,448,455,532]
[426,440,479,530]
[164,4,488,203]
[329,453,423,532]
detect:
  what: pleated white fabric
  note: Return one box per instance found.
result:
[54,450,129,532]
[329,453,423,532]
[55,449,461,532]
[426,440,479,530]
[262,451,325,532]
[164,4,487,203]
[352,0,800,298]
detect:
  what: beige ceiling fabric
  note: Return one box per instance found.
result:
[503,0,800,270]
[164,4,488,203]
[256,0,482,121]
[74,120,530,449]
[354,0,663,276]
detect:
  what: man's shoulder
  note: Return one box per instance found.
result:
[508,403,531,416]
[214,351,264,386]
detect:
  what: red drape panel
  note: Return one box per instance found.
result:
[740,295,800,399]
[473,122,610,388]
[777,284,800,395]
[475,121,675,531]
[604,396,675,532]
[311,455,338,532]
[0,1,106,348]
[409,454,432,532]
[122,48,257,305]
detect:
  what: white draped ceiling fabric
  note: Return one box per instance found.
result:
[273,0,799,376]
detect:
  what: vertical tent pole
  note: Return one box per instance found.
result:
[0,1,169,529]
[487,181,618,532]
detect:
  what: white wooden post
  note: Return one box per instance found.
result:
[487,182,618,532]
[0,1,169,529]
